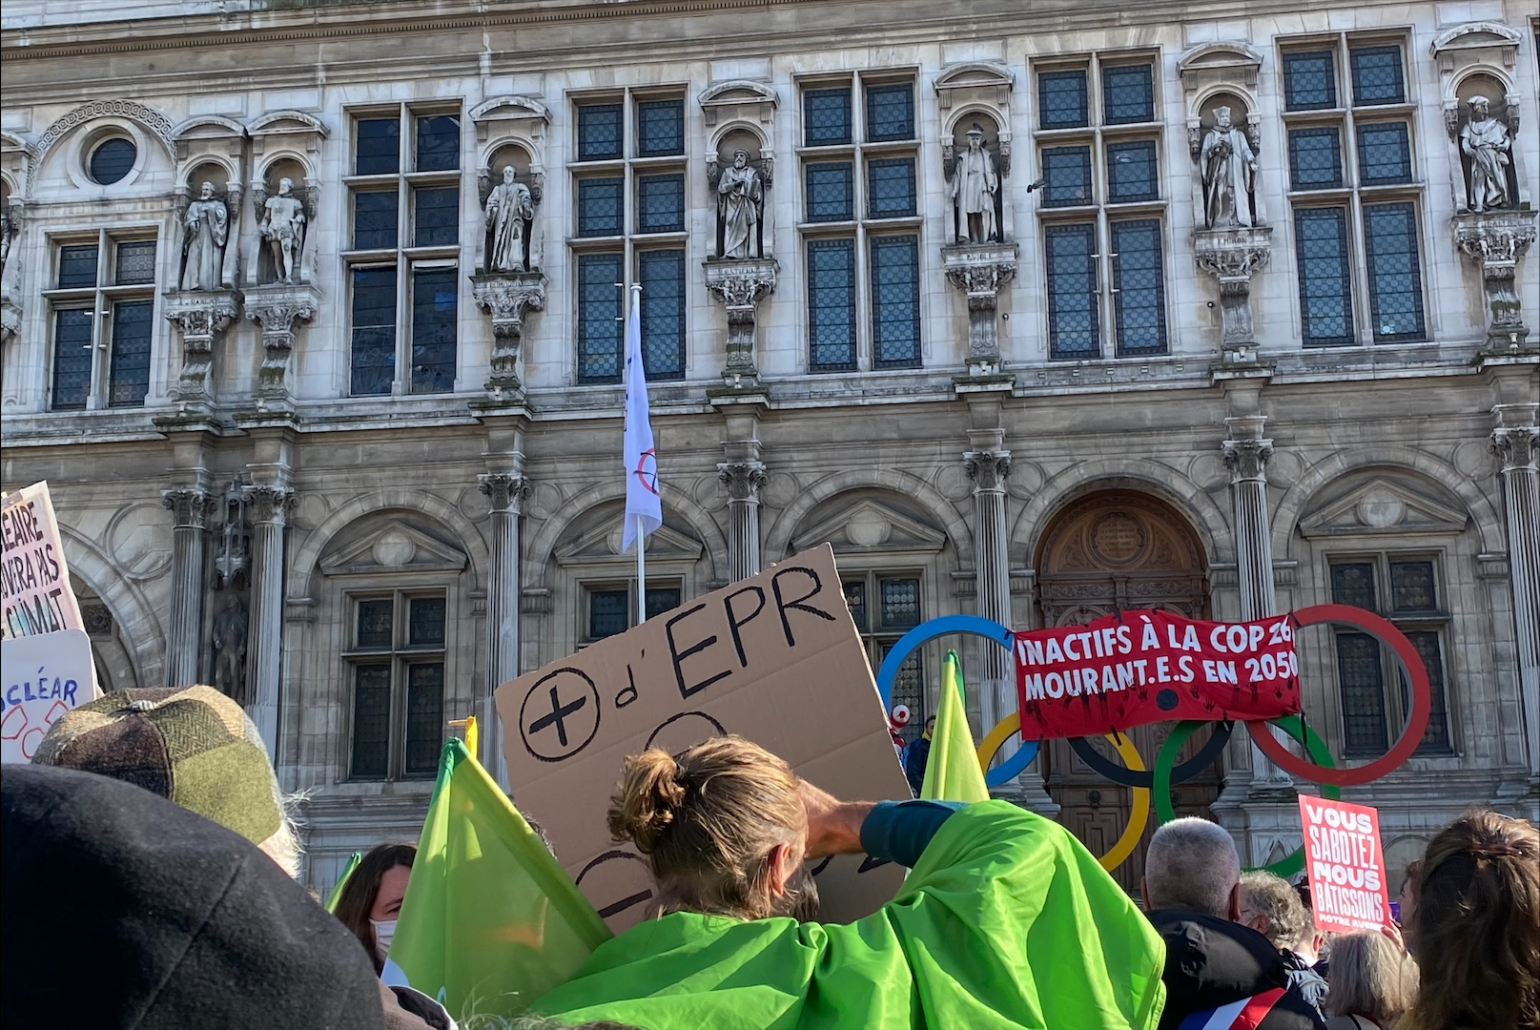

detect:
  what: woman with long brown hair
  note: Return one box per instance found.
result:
[331,842,417,974]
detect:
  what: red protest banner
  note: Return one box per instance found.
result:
[1299,796,1389,933]
[1013,609,1300,740]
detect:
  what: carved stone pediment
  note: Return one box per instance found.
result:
[555,520,704,567]
[792,497,947,556]
[320,521,468,576]
[1299,476,1469,538]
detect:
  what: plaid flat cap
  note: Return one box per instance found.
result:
[31,685,282,845]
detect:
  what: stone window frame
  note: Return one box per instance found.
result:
[1279,32,1431,348]
[840,567,928,743]
[577,578,683,645]
[342,587,453,782]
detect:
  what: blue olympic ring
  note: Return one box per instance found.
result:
[874,614,1038,787]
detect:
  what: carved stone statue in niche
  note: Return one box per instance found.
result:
[1201,106,1258,229]
[212,595,249,705]
[259,177,307,284]
[1461,96,1514,213]
[485,166,535,272]
[949,124,999,243]
[181,181,229,291]
[717,150,763,260]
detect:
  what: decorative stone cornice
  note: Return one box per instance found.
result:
[478,471,532,513]
[245,283,319,404]
[717,460,767,502]
[704,258,779,386]
[472,271,547,396]
[942,242,1019,374]
[1454,211,1538,349]
[165,290,241,406]
[964,449,1011,492]
[242,485,296,526]
[161,488,217,529]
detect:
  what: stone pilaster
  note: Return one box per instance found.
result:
[471,271,547,399]
[718,460,767,583]
[1492,404,1540,779]
[704,259,778,387]
[242,484,295,758]
[161,487,216,687]
[479,470,530,787]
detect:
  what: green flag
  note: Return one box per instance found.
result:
[921,650,990,803]
[324,851,362,913]
[383,738,612,1019]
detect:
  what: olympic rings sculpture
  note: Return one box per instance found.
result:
[875,604,1430,873]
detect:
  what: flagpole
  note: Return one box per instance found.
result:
[628,283,648,623]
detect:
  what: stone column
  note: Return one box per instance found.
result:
[479,471,530,787]
[718,461,767,582]
[964,444,1013,744]
[160,487,215,687]
[243,484,294,759]
[1492,404,1540,778]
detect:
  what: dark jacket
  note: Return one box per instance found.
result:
[1149,910,1328,1030]
[903,735,931,794]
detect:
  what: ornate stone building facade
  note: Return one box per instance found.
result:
[2,0,1536,895]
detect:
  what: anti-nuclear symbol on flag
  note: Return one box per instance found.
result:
[519,668,601,762]
[633,448,659,496]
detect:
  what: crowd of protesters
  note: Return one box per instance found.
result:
[3,683,1537,1030]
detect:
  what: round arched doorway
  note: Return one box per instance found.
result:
[1032,489,1222,892]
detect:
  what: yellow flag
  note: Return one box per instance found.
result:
[920,650,990,803]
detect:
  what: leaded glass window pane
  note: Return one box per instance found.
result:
[636,99,683,157]
[866,157,917,218]
[58,245,99,289]
[805,162,854,222]
[577,177,624,238]
[410,268,456,394]
[1356,122,1413,185]
[1284,50,1338,111]
[804,88,852,146]
[356,599,394,649]
[409,597,446,647]
[879,578,921,629]
[1350,45,1405,106]
[51,310,94,411]
[1045,223,1099,358]
[870,235,920,369]
[865,83,914,142]
[1288,128,1344,191]
[843,581,868,631]
[1390,561,1437,612]
[1111,219,1167,355]
[115,241,158,285]
[1294,207,1355,347]
[107,300,152,408]
[645,587,681,621]
[413,187,459,247]
[1336,632,1388,754]
[89,138,136,185]
[1102,64,1155,125]
[403,662,444,778]
[1106,140,1159,203]
[639,249,685,380]
[414,114,459,172]
[356,117,401,175]
[577,252,623,383]
[1363,202,1425,342]
[589,589,628,639]
[350,663,391,779]
[577,103,623,161]
[1042,146,1093,208]
[636,173,684,234]
[1403,631,1451,753]
[807,238,856,372]
[1330,563,1377,610]
[880,640,925,745]
[350,267,396,396]
[1038,69,1089,130]
[354,190,399,250]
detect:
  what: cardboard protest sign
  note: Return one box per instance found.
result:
[2,482,84,640]
[495,544,910,932]
[1300,796,1389,933]
[1014,609,1300,739]
[2,628,100,763]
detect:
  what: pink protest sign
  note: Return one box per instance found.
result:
[1299,795,1390,933]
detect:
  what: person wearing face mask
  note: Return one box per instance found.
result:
[334,843,418,973]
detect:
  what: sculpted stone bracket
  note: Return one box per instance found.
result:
[164,290,241,407]
[1454,210,1537,349]
[472,271,548,397]
[244,283,319,407]
[942,242,1018,374]
[704,258,778,386]
[1194,226,1273,360]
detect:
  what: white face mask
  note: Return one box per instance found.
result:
[370,918,397,962]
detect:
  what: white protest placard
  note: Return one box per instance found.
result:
[1300,795,1390,933]
[495,544,912,932]
[2,628,100,763]
[2,482,84,640]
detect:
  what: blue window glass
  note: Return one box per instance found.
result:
[804,88,852,146]
[410,268,456,394]
[1356,122,1413,186]
[589,589,629,639]
[1110,219,1167,355]
[1350,45,1405,105]
[805,162,854,222]
[1041,146,1093,208]
[1335,632,1388,754]
[636,99,684,157]
[1045,223,1099,358]
[1038,69,1089,130]
[1363,202,1425,343]
[577,103,623,161]
[115,241,157,285]
[577,177,624,237]
[1106,140,1159,203]
[414,114,459,172]
[107,300,153,408]
[403,662,444,778]
[356,117,401,175]
[639,249,685,380]
[867,157,917,218]
[353,191,399,250]
[51,309,94,411]
[413,187,459,247]
[577,252,623,383]
[350,664,391,780]
[1294,207,1355,347]
[870,235,921,369]
[1102,64,1155,125]
[350,267,397,395]
[58,245,99,289]
[1403,631,1451,754]
[1284,51,1338,111]
[637,173,684,233]
[865,83,914,142]
[807,239,856,372]
[89,138,137,185]
[1288,127,1343,190]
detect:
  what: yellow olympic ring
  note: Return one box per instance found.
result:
[978,712,1151,872]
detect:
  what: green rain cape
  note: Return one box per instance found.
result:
[534,800,1166,1030]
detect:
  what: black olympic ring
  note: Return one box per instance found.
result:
[1067,720,1234,788]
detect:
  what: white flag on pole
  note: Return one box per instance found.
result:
[622,288,661,554]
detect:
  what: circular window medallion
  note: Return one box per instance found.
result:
[89,137,138,185]
[1089,511,1145,564]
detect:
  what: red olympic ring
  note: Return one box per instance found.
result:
[1246,603,1429,786]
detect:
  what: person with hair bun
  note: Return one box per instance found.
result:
[534,735,1166,1029]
